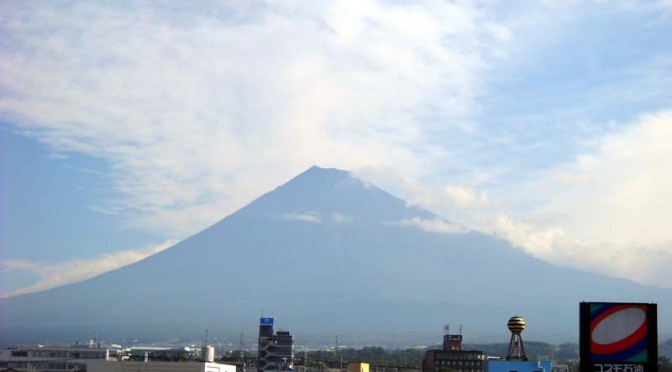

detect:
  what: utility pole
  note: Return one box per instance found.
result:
[334,335,339,371]
[240,332,246,372]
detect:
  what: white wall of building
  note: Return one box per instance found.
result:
[87,360,236,372]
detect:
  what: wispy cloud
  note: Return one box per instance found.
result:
[0,240,176,298]
[88,205,122,216]
[332,213,353,223]
[279,213,322,224]
[0,1,500,240]
[386,217,468,235]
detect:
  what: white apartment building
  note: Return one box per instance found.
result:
[85,360,236,372]
[0,345,114,372]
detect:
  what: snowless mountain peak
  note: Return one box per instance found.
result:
[233,165,434,224]
[1,165,671,345]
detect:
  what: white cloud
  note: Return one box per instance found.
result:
[495,111,672,287]
[357,168,492,230]
[0,240,176,298]
[88,205,122,216]
[386,217,468,235]
[442,186,489,207]
[492,214,567,259]
[0,1,503,240]
[332,213,353,223]
[279,213,322,224]
[405,181,489,210]
[366,111,672,288]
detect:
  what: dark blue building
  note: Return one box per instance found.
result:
[257,318,294,372]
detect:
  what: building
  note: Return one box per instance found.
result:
[0,344,114,372]
[487,360,552,372]
[348,363,369,372]
[85,360,235,372]
[422,331,486,372]
[257,318,294,372]
[0,344,234,372]
[125,347,198,361]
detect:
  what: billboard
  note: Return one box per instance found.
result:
[580,302,657,372]
[260,317,274,325]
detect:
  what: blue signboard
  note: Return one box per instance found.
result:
[260,317,274,325]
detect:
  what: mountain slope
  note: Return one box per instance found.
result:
[1,166,670,344]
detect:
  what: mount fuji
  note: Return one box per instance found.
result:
[1,166,670,344]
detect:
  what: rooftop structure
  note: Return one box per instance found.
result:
[506,316,527,361]
[488,316,552,372]
[422,325,485,372]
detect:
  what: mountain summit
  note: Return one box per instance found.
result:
[233,166,434,223]
[1,166,670,344]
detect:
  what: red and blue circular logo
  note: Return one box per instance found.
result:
[590,304,648,362]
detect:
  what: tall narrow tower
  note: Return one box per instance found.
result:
[257,317,295,372]
[258,317,275,372]
[506,316,527,361]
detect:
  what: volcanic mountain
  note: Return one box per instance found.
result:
[1,166,670,344]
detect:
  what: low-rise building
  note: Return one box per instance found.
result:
[85,360,235,372]
[422,333,486,372]
[487,360,552,372]
[0,344,114,372]
[347,363,369,372]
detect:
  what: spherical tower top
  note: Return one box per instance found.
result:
[506,316,528,360]
[507,316,526,334]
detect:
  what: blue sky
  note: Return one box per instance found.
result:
[1,0,671,297]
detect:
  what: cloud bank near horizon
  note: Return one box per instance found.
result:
[0,240,175,298]
[2,0,672,294]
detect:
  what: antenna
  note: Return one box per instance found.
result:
[443,324,450,335]
[204,328,209,347]
[459,325,463,335]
